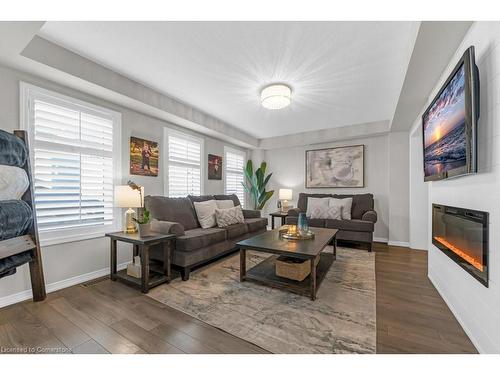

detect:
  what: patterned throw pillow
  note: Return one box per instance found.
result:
[306,197,331,218]
[309,204,342,220]
[330,197,353,220]
[215,205,245,227]
[215,200,234,209]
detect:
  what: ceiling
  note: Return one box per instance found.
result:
[38,22,418,139]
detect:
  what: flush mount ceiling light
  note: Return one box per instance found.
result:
[260,84,292,110]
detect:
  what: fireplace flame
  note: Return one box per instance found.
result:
[434,236,484,271]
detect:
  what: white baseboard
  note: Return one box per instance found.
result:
[388,240,410,248]
[0,261,130,308]
[428,272,484,353]
[373,237,388,243]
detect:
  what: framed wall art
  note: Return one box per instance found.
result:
[305,145,364,188]
[130,136,159,177]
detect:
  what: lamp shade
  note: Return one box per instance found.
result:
[279,188,293,201]
[114,185,144,208]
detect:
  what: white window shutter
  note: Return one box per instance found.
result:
[167,134,202,197]
[225,149,245,207]
[31,96,116,232]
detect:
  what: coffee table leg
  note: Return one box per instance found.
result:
[333,238,337,258]
[140,245,150,293]
[240,248,246,282]
[163,241,171,282]
[271,216,275,230]
[310,256,317,301]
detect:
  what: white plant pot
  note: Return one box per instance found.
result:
[138,223,152,237]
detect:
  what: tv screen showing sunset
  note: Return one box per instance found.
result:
[423,63,466,177]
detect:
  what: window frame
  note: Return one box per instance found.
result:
[224,146,247,208]
[20,82,122,247]
[163,128,204,198]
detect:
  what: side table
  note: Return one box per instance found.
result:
[105,231,176,293]
[269,211,290,230]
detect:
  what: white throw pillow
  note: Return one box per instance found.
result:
[330,197,353,220]
[309,205,342,220]
[215,200,234,209]
[193,200,218,228]
[0,165,29,201]
[306,197,331,218]
[215,205,245,228]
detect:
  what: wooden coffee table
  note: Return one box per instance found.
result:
[236,228,338,300]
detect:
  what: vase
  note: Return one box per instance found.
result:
[297,213,309,235]
[138,223,152,237]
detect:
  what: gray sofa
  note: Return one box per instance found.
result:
[285,193,377,251]
[145,194,267,280]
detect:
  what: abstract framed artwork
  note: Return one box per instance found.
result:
[130,136,159,177]
[208,154,223,180]
[305,145,364,188]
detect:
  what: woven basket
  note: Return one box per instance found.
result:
[275,255,320,281]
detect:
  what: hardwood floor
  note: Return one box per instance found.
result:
[0,243,477,354]
[374,243,477,353]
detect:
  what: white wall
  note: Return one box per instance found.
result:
[387,131,410,246]
[409,123,429,250]
[0,63,247,305]
[260,134,390,241]
[413,22,500,353]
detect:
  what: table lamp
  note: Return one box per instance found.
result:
[115,185,144,233]
[279,188,293,213]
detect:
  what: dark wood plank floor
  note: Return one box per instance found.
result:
[0,243,477,354]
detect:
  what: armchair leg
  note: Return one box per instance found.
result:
[180,267,191,281]
[368,243,373,252]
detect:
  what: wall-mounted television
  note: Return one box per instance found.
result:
[423,46,479,182]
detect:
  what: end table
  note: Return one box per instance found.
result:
[105,231,176,293]
[269,211,290,230]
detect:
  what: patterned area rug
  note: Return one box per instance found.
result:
[149,246,376,353]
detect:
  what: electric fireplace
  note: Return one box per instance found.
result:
[432,204,489,287]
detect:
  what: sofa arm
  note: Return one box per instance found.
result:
[242,209,261,219]
[150,219,185,236]
[286,208,302,217]
[362,210,378,224]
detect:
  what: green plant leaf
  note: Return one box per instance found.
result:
[257,190,274,210]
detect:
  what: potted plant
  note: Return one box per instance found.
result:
[127,180,151,237]
[241,160,274,210]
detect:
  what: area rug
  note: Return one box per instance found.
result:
[148,246,376,353]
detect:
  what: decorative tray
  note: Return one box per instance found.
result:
[280,230,315,240]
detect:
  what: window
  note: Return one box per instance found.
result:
[225,147,246,207]
[165,129,203,197]
[21,83,121,246]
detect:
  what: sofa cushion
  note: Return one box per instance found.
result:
[176,227,227,252]
[225,222,248,239]
[145,196,199,230]
[325,219,374,232]
[244,218,267,232]
[214,194,241,207]
[307,218,326,228]
[333,194,373,220]
[297,193,332,212]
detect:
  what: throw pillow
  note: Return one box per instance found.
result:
[305,197,331,218]
[193,199,218,228]
[215,200,234,209]
[0,165,29,201]
[330,197,353,220]
[309,205,342,220]
[215,205,245,228]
